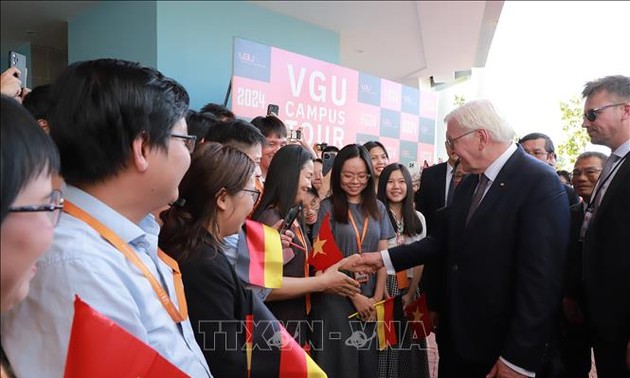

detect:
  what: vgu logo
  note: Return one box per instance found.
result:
[239,52,255,63]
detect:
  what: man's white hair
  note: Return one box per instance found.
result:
[444,100,515,143]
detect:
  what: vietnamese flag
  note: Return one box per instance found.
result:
[64,296,188,378]
[309,213,344,271]
[404,293,433,340]
[374,296,400,351]
[236,219,283,288]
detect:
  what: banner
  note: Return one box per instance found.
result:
[231,37,437,165]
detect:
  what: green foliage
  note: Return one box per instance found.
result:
[454,94,466,107]
[556,96,590,170]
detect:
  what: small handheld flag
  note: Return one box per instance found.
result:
[309,213,344,271]
[64,296,188,378]
[236,220,284,288]
[404,293,433,340]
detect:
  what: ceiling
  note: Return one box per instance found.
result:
[1,0,503,88]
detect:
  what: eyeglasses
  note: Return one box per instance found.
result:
[8,189,64,226]
[241,188,261,204]
[445,130,476,149]
[341,172,371,182]
[583,103,627,122]
[526,149,549,158]
[572,168,602,179]
[304,197,320,212]
[170,133,197,153]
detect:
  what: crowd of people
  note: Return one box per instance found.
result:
[1,60,628,378]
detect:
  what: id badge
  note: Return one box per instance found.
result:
[354,272,369,283]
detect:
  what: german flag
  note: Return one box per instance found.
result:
[374,296,402,351]
[309,213,343,271]
[247,295,327,378]
[64,296,188,378]
[236,220,283,288]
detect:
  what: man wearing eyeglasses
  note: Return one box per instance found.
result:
[353,100,570,378]
[560,151,607,377]
[579,75,630,377]
[1,59,212,378]
[518,132,580,206]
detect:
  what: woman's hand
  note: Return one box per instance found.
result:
[271,219,295,248]
[320,259,360,297]
[402,291,415,309]
[350,294,375,321]
[1,67,23,101]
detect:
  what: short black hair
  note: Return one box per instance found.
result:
[556,170,571,183]
[186,110,219,142]
[22,84,52,121]
[1,95,60,221]
[250,115,287,138]
[199,103,235,120]
[322,145,340,154]
[518,132,555,154]
[48,59,189,186]
[204,119,266,148]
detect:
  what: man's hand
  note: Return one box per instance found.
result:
[486,359,527,378]
[321,258,360,297]
[345,252,385,274]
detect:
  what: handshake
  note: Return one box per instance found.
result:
[340,252,386,275]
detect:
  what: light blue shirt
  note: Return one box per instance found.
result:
[223,232,272,301]
[1,186,212,378]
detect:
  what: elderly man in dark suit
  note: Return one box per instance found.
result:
[354,100,570,378]
[579,75,630,377]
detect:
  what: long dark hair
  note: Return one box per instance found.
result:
[252,144,313,221]
[377,163,423,237]
[159,142,255,261]
[1,95,60,222]
[330,144,379,223]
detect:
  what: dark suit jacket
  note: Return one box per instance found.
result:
[415,161,448,234]
[582,155,630,343]
[389,147,570,372]
[564,203,585,300]
[181,242,303,378]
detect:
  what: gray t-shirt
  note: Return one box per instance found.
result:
[313,198,395,296]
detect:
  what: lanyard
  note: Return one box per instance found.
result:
[292,223,311,314]
[347,210,369,253]
[63,201,188,323]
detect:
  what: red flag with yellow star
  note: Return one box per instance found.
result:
[404,293,433,340]
[309,213,344,271]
